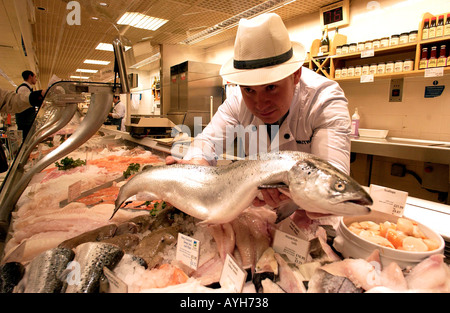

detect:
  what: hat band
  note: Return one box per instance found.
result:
[233,47,293,70]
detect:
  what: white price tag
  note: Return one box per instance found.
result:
[176,233,200,270]
[272,229,310,266]
[68,180,82,202]
[277,218,309,240]
[424,67,444,77]
[361,49,374,58]
[369,184,408,216]
[219,254,247,293]
[360,74,374,83]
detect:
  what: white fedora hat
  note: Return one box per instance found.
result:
[220,13,306,86]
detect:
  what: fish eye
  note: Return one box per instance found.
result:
[334,181,346,191]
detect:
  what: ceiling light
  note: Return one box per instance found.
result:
[130,53,161,69]
[70,75,89,80]
[181,0,296,45]
[84,59,110,65]
[117,12,168,31]
[95,42,131,52]
[99,2,108,6]
[76,69,98,73]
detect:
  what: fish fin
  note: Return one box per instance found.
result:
[258,183,288,189]
[275,201,299,224]
[109,205,121,220]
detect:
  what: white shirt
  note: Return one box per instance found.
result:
[183,67,351,174]
[17,82,33,96]
[111,100,126,131]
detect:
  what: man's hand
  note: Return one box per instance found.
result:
[252,188,290,207]
[165,155,210,166]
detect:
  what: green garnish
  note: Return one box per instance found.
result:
[55,157,86,171]
[123,163,140,178]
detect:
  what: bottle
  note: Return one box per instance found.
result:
[445,13,450,36]
[428,46,437,68]
[422,18,429,40]
[437,45,447,67]
[429,16,437,38]
[319,26,330,54]
[419,47,428,69]
[436,15,444,37]
[351,108,360,137]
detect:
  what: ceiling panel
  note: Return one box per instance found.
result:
[0,0,338,91]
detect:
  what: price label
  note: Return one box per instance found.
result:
[369,184,408,216]
[67,180,82,202]
[361,49,374,58]
[277,217,309,240]
[272,229,310,266]
[219,254,247,293]
[424,67,444,77]
[360,74,374,83]
[176,233,200,270]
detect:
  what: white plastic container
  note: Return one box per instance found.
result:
[358,128,389,138]
[333,211,445,268]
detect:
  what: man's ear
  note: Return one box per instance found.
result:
[293,67,302,84]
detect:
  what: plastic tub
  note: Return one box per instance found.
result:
[358,128,389,138]
[334,210,445,268]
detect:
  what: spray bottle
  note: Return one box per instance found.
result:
[351,108,360,137]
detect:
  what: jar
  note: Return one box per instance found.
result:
[349,43,357,53]
[335,68,341,78]
[394,60,403,72]
[403,59,414,71]
[341,67,348,78]
[399,32,409,44]
[390,34,400,46]
[369,63,377,75]
[355,65,362,76]
[408,30,418,43]
[364,40,373,50]
[385,61,395,73]
[380,37,390,48]
[362,64,370,75]
[347,66,355,77]
[341,44,349,54]
[336,46,342,55]
[372,39,380,49]
[357,42,365,51]
[377,62,386,74]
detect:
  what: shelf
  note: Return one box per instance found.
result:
[419,36,450,45]
[335,67,450,82]
[331,42,418,60]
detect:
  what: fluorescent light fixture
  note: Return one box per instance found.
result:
[95,42,132,52]
[181,0,296,45]
[76,69,98,73]
[70,75,89,79]
[84,59,110,65]
[117,12,168,31]
[130,52,161,69]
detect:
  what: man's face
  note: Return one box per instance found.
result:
[30,74,37,85]
[240,68,301,124]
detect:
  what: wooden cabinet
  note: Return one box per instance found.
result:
[306,12,450,82]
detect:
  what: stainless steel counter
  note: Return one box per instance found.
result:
[351,136,450,165]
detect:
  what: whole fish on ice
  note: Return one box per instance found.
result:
[112,151,372,224]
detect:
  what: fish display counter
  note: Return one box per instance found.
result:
[0,119,449,293]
